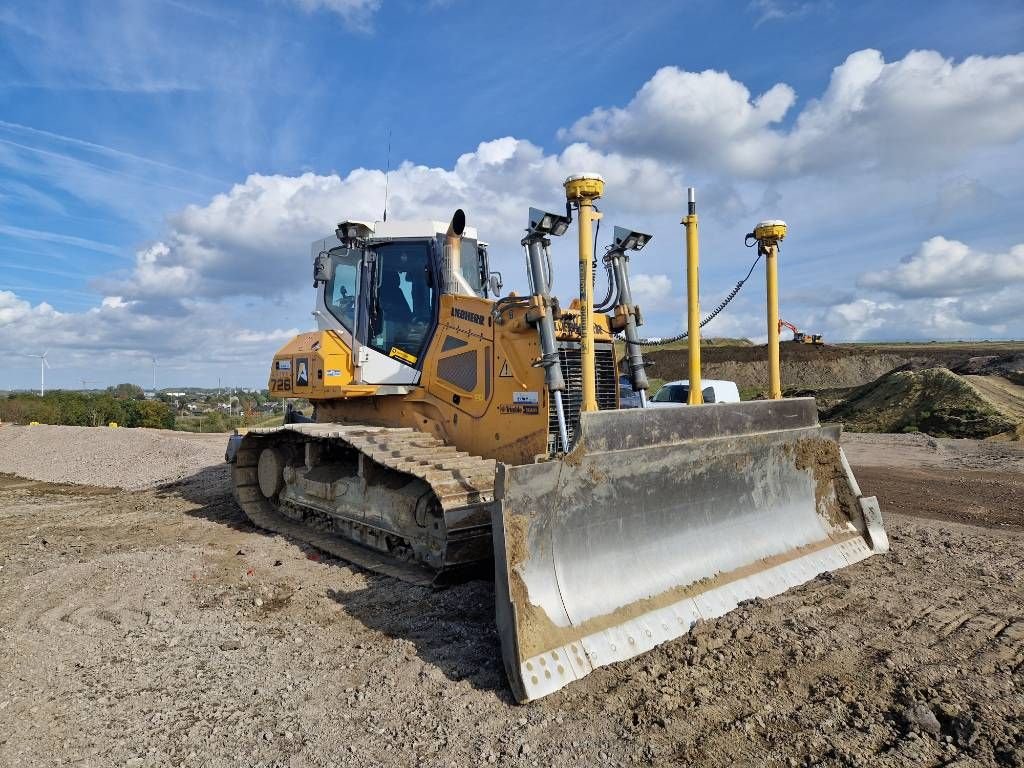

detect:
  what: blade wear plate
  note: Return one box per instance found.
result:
[492,398,887,702]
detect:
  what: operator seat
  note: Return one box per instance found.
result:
[379,270,413,323]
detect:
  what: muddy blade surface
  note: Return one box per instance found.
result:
[493,398,888,703]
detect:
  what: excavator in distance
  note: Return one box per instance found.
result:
[228,174,887,702]
[780,318,824,345]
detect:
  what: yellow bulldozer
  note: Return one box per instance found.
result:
[227,174,887,702]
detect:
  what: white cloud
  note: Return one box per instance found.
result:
[0,286,302,382]
[812,235,1024,340]
[630,274,674,311]
[99,137,687,303]
[6,44,1024,387]
[810,296,976,342]
[2,135,690,385]
[562,49,1024,178]
[0,223,123,255]
[0,290,57,328]
[287,0,381,31]
[749,0,827,27]
[859,236,1024,298]
[562,66,794,178]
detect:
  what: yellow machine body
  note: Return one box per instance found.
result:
[268,296,615,466]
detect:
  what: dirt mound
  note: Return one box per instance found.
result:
[645,344,907,393]
[0,424,228,489]
[826,368,1017,439]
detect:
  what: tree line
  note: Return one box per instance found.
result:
[1,384,175,429]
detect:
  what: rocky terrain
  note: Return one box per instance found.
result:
[0,426,1022,766]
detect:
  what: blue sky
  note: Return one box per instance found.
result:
[1,0,1023,390]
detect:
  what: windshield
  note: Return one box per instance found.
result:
[652,384,689,403]
[368,241,435,366]
[325,247,360,330]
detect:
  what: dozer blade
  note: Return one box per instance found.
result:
[492,398,887,702]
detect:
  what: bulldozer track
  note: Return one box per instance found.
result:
[232,423,497,586]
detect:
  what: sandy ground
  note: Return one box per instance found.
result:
[0,428,1022,767]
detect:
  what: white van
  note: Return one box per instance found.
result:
[647,379,741,407]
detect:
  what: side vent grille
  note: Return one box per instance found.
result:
[548,343,617,455]
[437,350,478,392]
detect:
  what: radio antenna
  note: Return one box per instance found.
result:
[382,127,392,222]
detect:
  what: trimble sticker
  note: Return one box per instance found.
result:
[512,391,539,405]
[389,347,417,365]
[325,369,342,377]
[499,404,539,416]
[276,359,292,371]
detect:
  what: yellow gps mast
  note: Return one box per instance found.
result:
[564,173,605,413]
[682,187,703,405]
[752,220,788,399]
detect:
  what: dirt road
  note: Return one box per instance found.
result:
[0,431,1022,767]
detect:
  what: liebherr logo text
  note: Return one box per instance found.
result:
[451,307,485,325]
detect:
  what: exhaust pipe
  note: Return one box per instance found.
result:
[444,209,474,295]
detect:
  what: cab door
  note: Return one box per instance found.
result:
[355,240,440,385]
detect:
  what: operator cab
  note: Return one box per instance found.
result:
[312,217,491,386]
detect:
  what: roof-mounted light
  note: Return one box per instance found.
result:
[335,220,374,246]
[612,225,652,253]
[526,207,571,238]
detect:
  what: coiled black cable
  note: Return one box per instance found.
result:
[629,247,765,346]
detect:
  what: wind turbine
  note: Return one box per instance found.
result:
[27,351,50,396]
[151,356,159,391]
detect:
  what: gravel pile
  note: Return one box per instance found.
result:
[0,424,227,489]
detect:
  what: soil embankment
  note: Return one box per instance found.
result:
[641,342,1024,439]
[645,344,907,393]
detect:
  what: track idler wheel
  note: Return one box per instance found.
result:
[257,447,286,498]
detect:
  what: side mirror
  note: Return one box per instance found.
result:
[313,251,334,286]
[488,271,504,297]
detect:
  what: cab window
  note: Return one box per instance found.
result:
[325,248,360,330]
[459,237,484,295]
[369,242,435,365]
